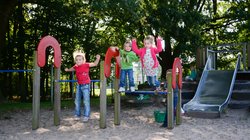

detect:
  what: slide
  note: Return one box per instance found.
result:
[183,70,235,118]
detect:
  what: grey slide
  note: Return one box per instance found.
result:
[183,70,234,118]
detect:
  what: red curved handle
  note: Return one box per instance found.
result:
[37,36,61,68]
[172,57,182,89]
[104,47,120,78]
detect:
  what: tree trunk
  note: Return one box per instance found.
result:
[17,1,26,102]
[0,0,18,102]
[159,35,174,80]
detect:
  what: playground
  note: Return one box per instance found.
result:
[0,37,250,140]
[0,36,250,140]
[1,1,250,140]
[0,104,250,140]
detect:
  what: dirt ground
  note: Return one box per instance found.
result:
[0,104,250,140]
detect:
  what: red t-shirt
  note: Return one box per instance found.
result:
[73,63,90,84]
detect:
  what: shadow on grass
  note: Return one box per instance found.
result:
[0,95,114,118]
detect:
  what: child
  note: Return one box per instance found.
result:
[65,50,100,122]
[132,35,162,100]
[132,35,163,91]
[185,65,197,81]
[110,39,139,92]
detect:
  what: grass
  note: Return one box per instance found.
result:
[0,88,115,114]
[0,100,72,114]
[0,95,114,117]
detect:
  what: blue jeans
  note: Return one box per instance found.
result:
[119,69,135,88]
[146,76,160,88]
[75,84,90,117]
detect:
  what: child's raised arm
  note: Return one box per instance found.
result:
[65,67,75,72]
[155,36,163,53]
[131,38,141,55]
[89,54,101,67]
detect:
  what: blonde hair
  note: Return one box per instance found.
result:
[144,35,156,48]
[123,39,132,48]
[73,50,85,62]
[144,35,155,44]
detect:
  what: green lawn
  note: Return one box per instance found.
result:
[0,96,114,116]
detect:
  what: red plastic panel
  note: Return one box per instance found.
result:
[37,36,61,68]
[172,57,183,89]
[104,47,120,78]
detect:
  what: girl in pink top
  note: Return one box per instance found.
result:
[132,35,163,91]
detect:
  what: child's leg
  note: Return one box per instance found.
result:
[119,70,126,92]
[83,84,91,118]
[128,69,135,88]
[153,76,161,90]
[119,70,126,88]
[75,85,82,117]
[162,104,168,127]
[173,87,178,111]
[149,76,158,90]
[146,76,154,87]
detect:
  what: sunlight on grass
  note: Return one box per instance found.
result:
[0,88,115,115]
[92,88,114,96]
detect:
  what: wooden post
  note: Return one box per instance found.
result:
[247,42,250,70]
[100,61,107,129]
[32,51,40,130]
[176,75,182,125]
[167,71,174,129]
[196,47,203,70]
[114,77,120,125]
[92,82,95,97]
[50,65,54,104]
[71,72,74,99]
[54,67,61,125]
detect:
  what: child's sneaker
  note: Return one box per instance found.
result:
[74,115,80,120]
[83,117,89,122]
[118,87,125,92]
[156,86,162,91]
[130,87,135,92]
[181,108,185,116]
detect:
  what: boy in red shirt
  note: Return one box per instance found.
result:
[65,50,100,122]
